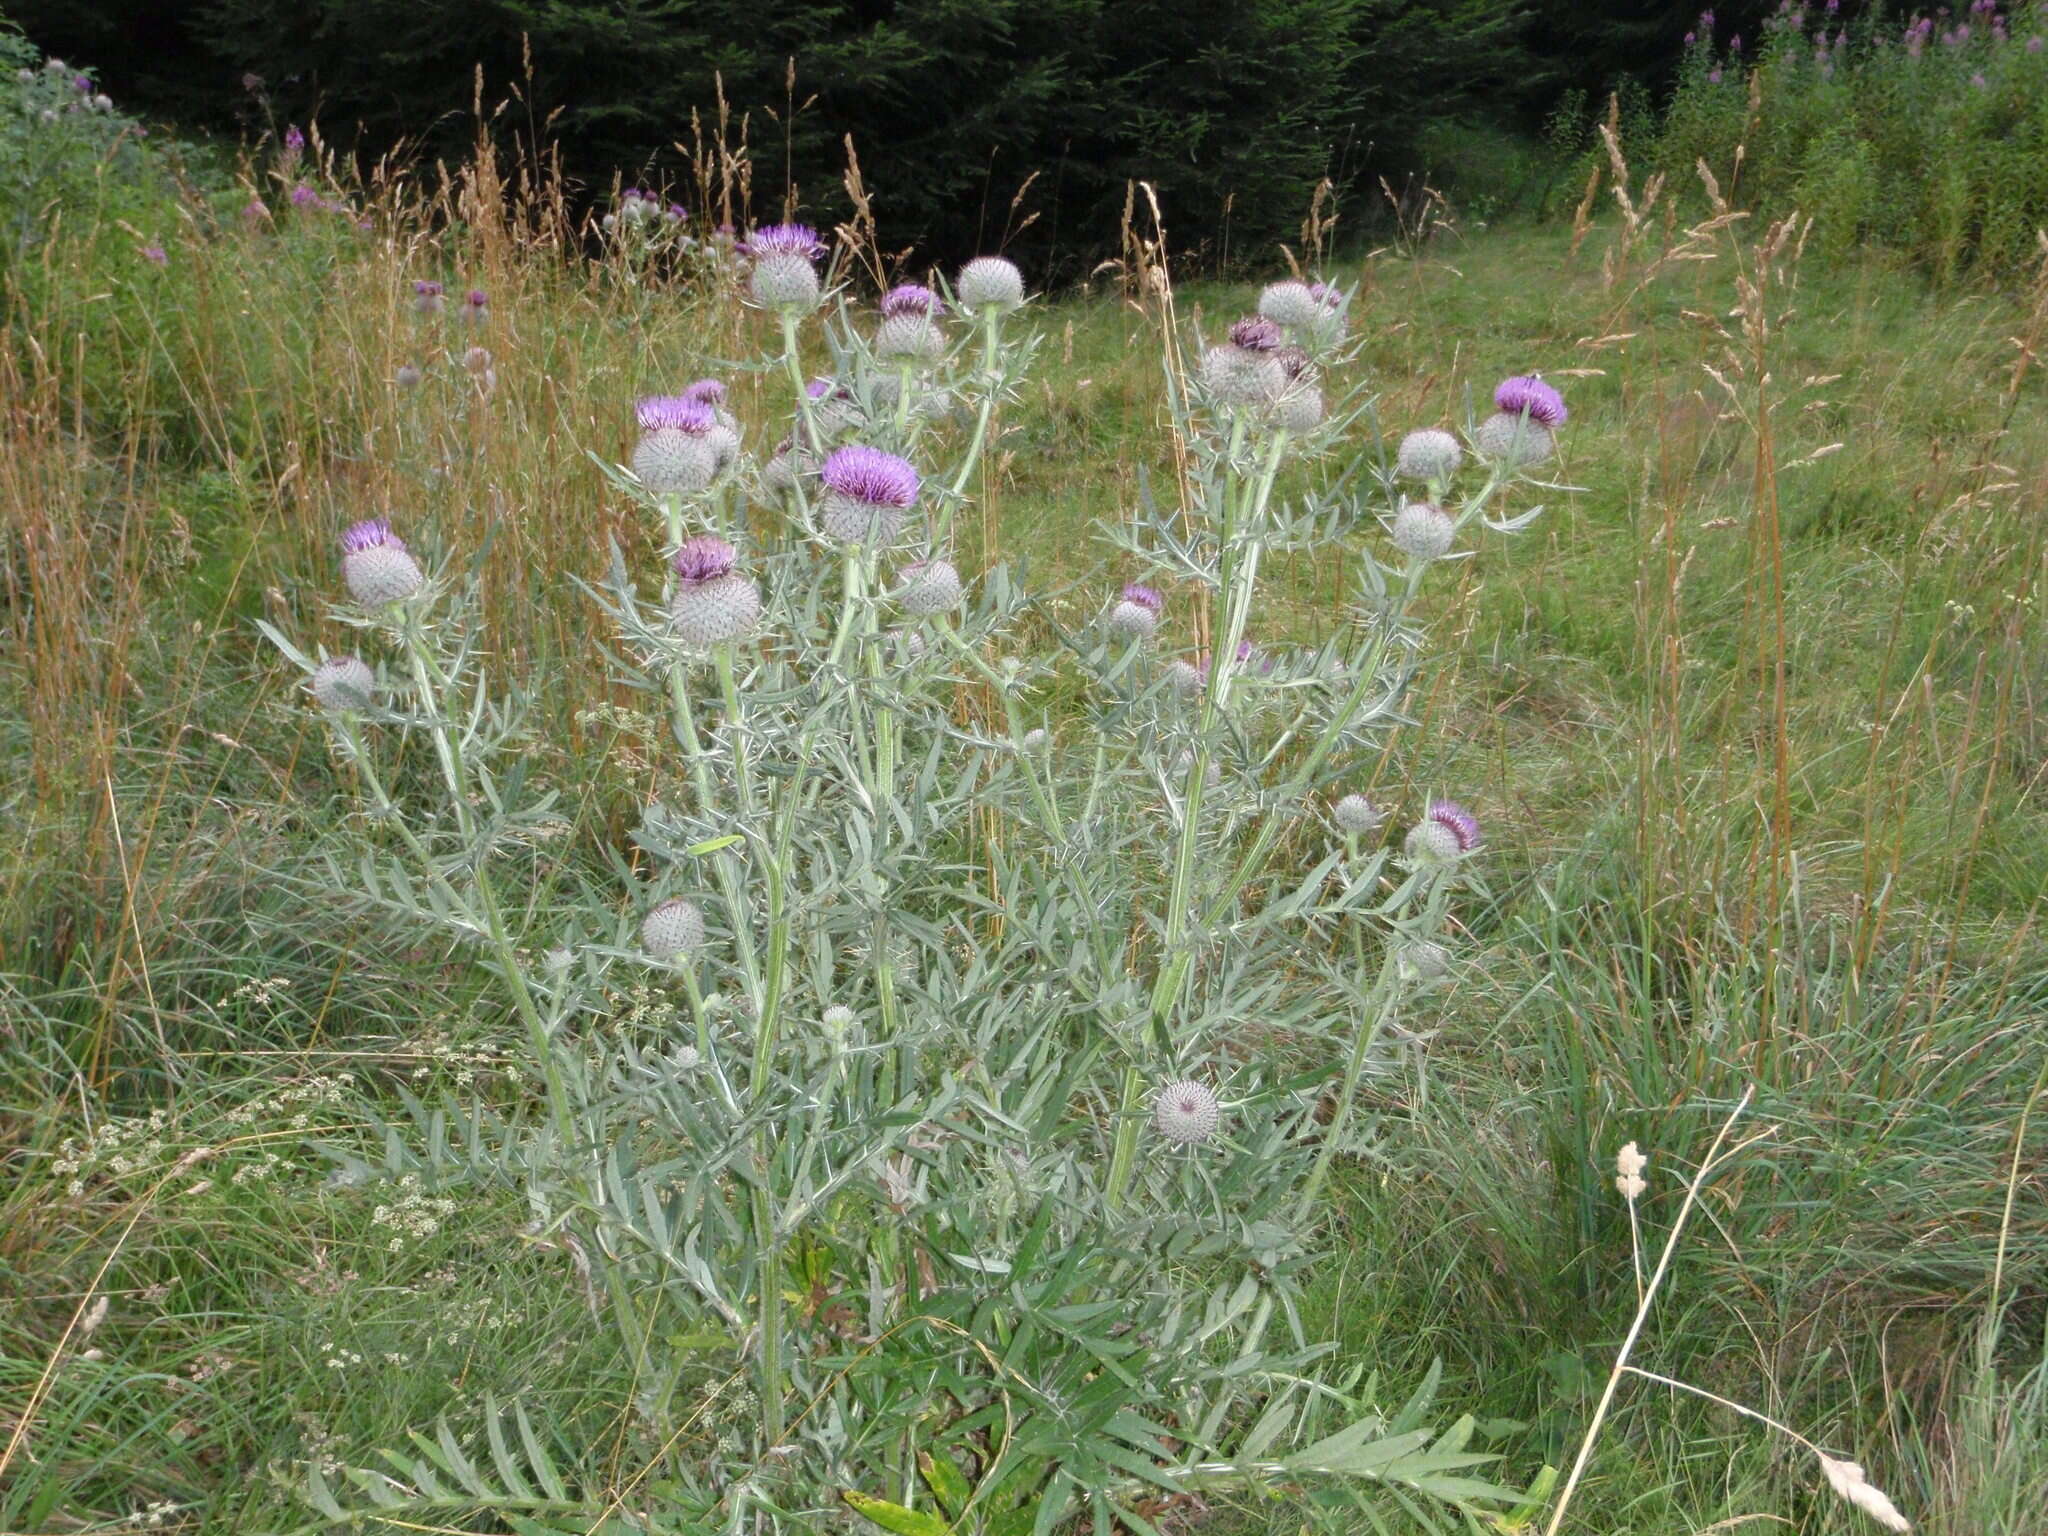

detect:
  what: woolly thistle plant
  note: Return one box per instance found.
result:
[263,243,1571,1536]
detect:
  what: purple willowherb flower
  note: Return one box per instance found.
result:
[894,559,963,614]
[1153,1079,1222,1145]
[1228,316,1283,353]
[1108,582,1164,639]
[1404,800,1482,864]
[640,897,705,959]
[1391,501,1456,562]
[956,256,1025,313]
[340,519,424,605]
[311,654,376,712]
[1708,67,1723,82]
[284,125,305,152]
[669,535,760,645]
[1397,428,1464,483]
[242,199,271,226]
[747,223,824,311]
[140,245,167,266]
[290,185,320,208]
[881,283,941,317]
[818,445,919,543]
[1494,375,1568,428]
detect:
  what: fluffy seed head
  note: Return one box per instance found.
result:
[894,559,963,614]
[1473,411,1555,467]
[340,519,424,605]
[1493,375,1568,428]
[1396,428,1464,483]
[1816,1456,1911,1533]
[822,1004,857,1033]
[1153,1080,1222,1145]
[1391,501,1456,562]
[311,655,376,711]
[1333,793,1384,834]
[957,256,1025,313]
[639,897,705,959]
[881,283,941,318]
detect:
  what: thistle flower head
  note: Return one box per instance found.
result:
[745,223,824,259]
[894,559,964,615]
[311,655,376,711]
[1228,316,1283,352]
[1391,500,1456,562]
[672,534,737,584]
[639,897,705,960]
[957,255,1026,313]
[1396,428,1464,483]
[1257,280,1323,330]
[820,445,918,507]
[1404,799,1482,863]
[242,199,271,225]
[413,280,443,298]
[877,311,945,364]
[822,1004,857,1034]
[1122,582,1163,614]
[637,395,718,434]
[747,224,825,311]
[1153,1079,1222,1145]
[1271,380,1324,433]
[1474,411,1555,468]
[340,519,425,605]
[1333,793,1383,834]
[1493,374,1568,428]
[682,378,727,406]
[881,283,941,317]
[1108,583,1163,639]
[395,363,423,389]
[1165,658,1207,699]
[1200,342,1287,408]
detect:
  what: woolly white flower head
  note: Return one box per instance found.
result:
[669,536,761,646]
[1153,1079,1222,1145]
[1614,1142,1648,1202]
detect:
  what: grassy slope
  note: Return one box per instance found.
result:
[2,187,2044,1533]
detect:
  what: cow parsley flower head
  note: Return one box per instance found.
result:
[669,536,761,646]
[1396,428,1463,483]
[1153,1079,1222,1145]
[639,897,706,960]
[1109,582,1164,638]
[894,559,963,614]
[1391,501,1456,562]
[957,256,1025,313]
[819,445,919,544]
[340,519,424,605]
[311,655,376,712]
[1493,374,1568,428]
[1403,799,1483,863]
[746,223,824,311]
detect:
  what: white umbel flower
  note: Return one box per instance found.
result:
[639,898,705,960]
[311,655,376,712]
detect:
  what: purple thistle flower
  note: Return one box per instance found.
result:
[820,445,919,508]
[1709,67,1724,81]
[1235,638,1255,663]
[1731,31,1743,49]
[1425,799,1483,852]
[284,125,305,151]
[242,199,270,225]
[342,518,404,554]
[667,203,687,221]
[1494,374,1569,428]
[745,223,824,258]
[672,534,737,585]
[807,378,838,399]
[636,395,717,433]
[140,244,167,266]
[1685,29,1697,42]
[1122,582,1164,614]
[1228,316,1283,352]
[881,283,942,317]
[682,378,727,406]
[463,289,488,315]
[413,280,443,297]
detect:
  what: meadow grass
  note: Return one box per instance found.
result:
[3,157,2045,1535]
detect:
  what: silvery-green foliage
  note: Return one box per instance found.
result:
[265,267,1560,1534]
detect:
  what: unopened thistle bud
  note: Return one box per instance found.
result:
[1403,799,1483,864]
[894,559,963,614]
[1165,658,1206,699]
[956,256,1025,314]
[1396,428,1463,483]
[639,897,705,960]
[1400,940,1451,982]
[1391,501,1456,562]
[805,378,863,438]
[1201,317,1287,408]
[818,445,919,545]
[1108,582,1164,639]
[762,438,814,495]
[395,363,423,390]
[340,519,424,606]
[745,224,824,312]
[461,288,488,324]
[310,655,376,711]
[1333,793,1384,834]
[888,627,928,664]
[669,535,761,646]
[1271,380,1324,433]
[632,396,721,496]
[1153,1079,1222,1145]
[1258,279,1324,331]
[462,346,492,376]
